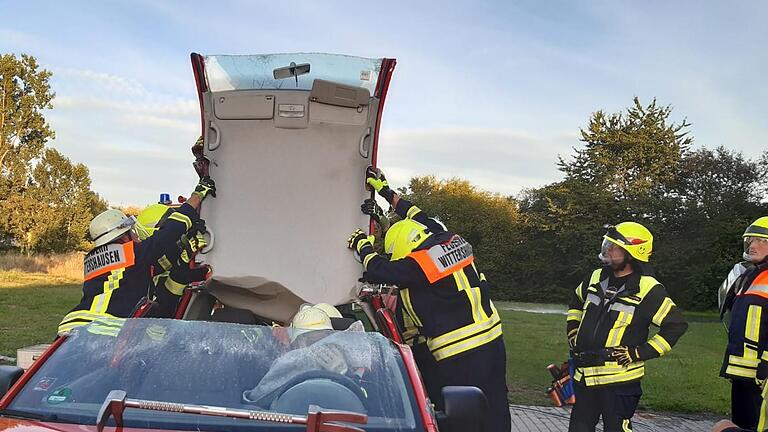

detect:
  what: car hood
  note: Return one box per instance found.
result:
[191,53,395,322]
[0,418,181,432]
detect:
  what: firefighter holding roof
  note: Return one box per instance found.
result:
[134,203,211,318]
[567,222,688,432]
[57,177,216,334]
[719,217,768,431]
[347,167,510,432]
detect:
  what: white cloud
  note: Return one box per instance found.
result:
[54,96,198,117]
[39,65,203,205]
[54,68,149,96]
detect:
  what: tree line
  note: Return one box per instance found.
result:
[1,53,106,253]
[4,53,766,310]
[401,98,768,310]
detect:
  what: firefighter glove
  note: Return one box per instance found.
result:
[193,135,204,151]
[361,198,384,220]
[347,229,374,253]
[193,176,216,200]
[366,166,388,191]
[611,346,640,367]
[179,232,208,263]
[366,166,395,202]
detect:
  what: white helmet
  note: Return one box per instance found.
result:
[290,306,332,342]
[89,209,135,247]
[300,302,342,319]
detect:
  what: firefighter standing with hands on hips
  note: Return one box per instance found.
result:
[566,222,687,432]
[347,167,510,432]
[719,217,768,431]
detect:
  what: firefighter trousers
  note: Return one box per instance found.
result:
[731,379,763,430]
[568,381,641,432]
[435,337,511,432]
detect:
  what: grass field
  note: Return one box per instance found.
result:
[0,275,731,415]
[496,302,730,414]
[0,271,81,359]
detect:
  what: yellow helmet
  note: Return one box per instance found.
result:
[384,219,432,261]
[602,222,653,263]
[744,217,768,240]
[743,217,768,262]
[136,204,172,240]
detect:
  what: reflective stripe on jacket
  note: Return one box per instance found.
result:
[567,266,688,387]
[58,203,198,335]
[722,265,768,380]
[359,198,503,361]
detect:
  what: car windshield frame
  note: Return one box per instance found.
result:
[3,318,424,432]
[203,53,383,93]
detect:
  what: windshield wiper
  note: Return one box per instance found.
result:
[97,390,367,432]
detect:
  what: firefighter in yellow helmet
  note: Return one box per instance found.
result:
[719,216,768,431]
[134,203,211,318]
[347,167,510,432]
[57,177,216,335]
[567,222,688,432]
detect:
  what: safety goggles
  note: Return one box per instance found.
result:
[744,236,768,252]
[598,238,622,263]
[602,224,631,245]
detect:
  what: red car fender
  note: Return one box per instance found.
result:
[396,344,438,432]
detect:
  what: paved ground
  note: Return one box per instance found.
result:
[509,405,717,431]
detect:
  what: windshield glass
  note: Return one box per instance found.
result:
[6,318,422,432]
[204,53,382,93]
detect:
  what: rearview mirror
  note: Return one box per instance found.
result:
[0,365,24,399]
[273,62,311,84]
[436,386,488,432]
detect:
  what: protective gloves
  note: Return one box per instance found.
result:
[361,198,384,220]
[179,231,208,264]
[361,198,390,232]
[347,229,374,253]
[192,176,216,200]
[611,346,641,367]
[192,135,204,152]
[365,166,395,202]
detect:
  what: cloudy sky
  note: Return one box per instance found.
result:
[1,1,766,206]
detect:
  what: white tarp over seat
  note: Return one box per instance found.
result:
[193,54,391,323]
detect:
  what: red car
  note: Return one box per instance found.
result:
[0,53,488,432]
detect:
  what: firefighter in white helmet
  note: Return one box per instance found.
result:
[57,177,216,334]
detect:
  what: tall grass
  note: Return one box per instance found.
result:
[0,252,83,280]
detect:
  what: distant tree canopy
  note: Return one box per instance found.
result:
[0,53,106,253]
[399,177,522,300]
[400,98,767,310]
